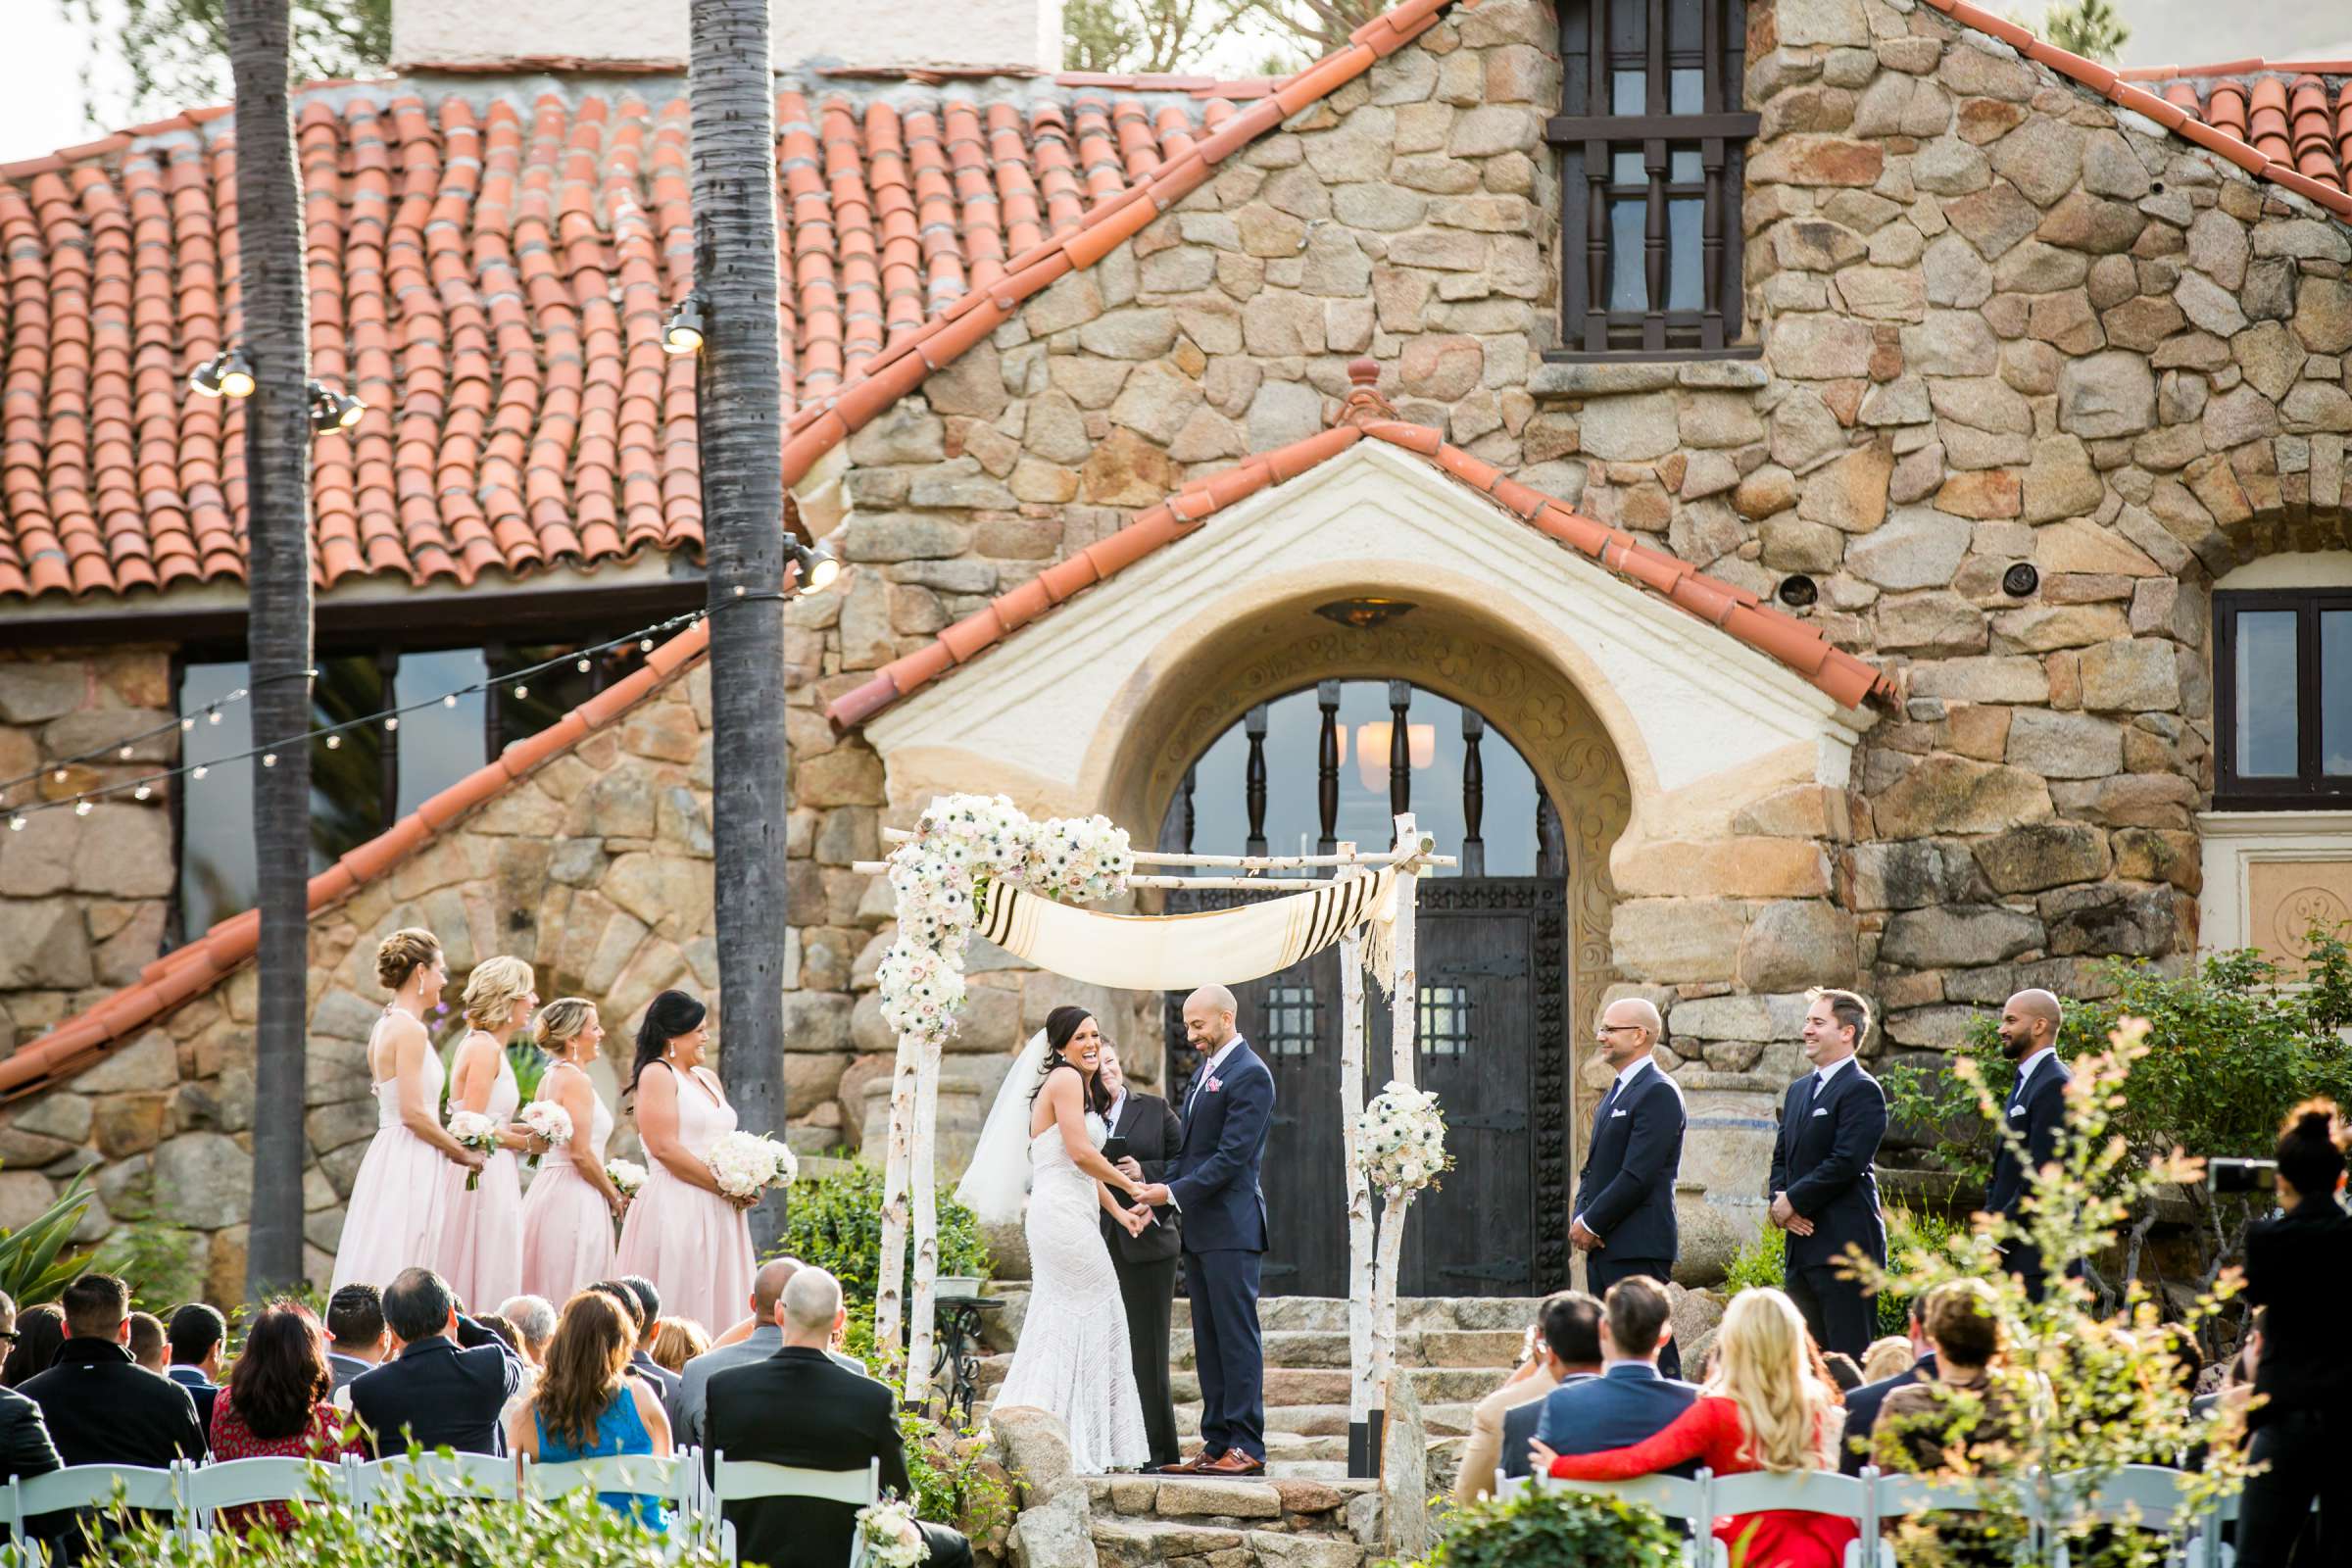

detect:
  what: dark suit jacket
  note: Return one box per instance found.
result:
[629,1349,683,1431]
[326,1351,375,1393]
[1170,1040,1273,1254]
[1984,1054,2070,1218]
[1576,1060,1686,1261]
[21,1340,206,1468]
[1102,1090,1183,1264]
[1768,1060,1888,1273]
[165,1365,220,1434]
[0,1385,63,1481]
[2242,1193,2352,1429]
[1838,1352,1936,1475]
[1532,1363,1701,1475]
[349,1335,523,1456]
[1501,1372,1595,1480]
[705,1347,911,1568]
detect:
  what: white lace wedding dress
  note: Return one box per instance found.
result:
[988,1111,1151,1473]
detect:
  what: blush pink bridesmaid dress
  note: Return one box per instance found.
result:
[329,1013,459,1293]
[436,1043,524,1312]
[519,1060,617,1303]
[614,1061,754,1335]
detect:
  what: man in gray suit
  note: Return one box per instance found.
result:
[673,1257,869,1447]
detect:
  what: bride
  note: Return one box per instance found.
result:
[958,1004,1153,1472]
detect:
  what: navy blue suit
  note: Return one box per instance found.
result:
[1535,1364,1702,1526]
[1838,1352,1934,1475]
[1767,1058,1887,1359]
[348,1333,524,1457]
[1501,1373,1594,1481]
[1170,1037,1273,1462]
[1577,1060,1687,1374]
[1984,1053,2071,1300]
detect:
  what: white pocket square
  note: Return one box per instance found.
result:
[1610,1108,1629,1118]
[2007,1105,2026,1117]
[1811,1106,1830,1117]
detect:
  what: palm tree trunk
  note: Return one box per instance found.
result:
[226,0,314,1296]
[691,0,790,1251]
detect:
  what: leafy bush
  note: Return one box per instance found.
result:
[896,1409,1016,1549]
[0,1169,97,1305]
[1876,1205,1966,1339]
[773,1162,992,1317]
[94,1220,207,1311]
[1400,1482,1683,1568]
[1721,1220,1784,1297]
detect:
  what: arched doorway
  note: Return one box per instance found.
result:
[1157,677,1570,1298]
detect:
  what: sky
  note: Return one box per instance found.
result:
[1,2,127,160]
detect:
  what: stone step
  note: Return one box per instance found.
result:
[1175,1398,1476,1439]
[1172,1364,1498,1407]
[1172,1325,1526,1371]
[1091,1518,1368,1568]
[1084,1472,1373,1524]
[1168,1296,1544,1334]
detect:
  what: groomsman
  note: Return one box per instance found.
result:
[1099,1044,1185,1470]
[1984,988,2073,1300]
[1571,999,1687,1377]
[1767,987,1887,1359]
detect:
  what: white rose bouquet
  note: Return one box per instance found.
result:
[518,1100,572,1167]
[605,1157,648,1199]
[1353,1080,1452,1196]
[854,1495,927,1568]
[447,1109,500,1191]
[707,1130,797,1202]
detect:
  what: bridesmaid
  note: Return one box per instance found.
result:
[438,956,541,1312]
[330,930,485,1293]
[614,991,755,1335]
[520,998,625,1303]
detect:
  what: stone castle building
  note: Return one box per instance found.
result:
[1,0,2349,1301]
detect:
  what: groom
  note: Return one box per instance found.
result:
[1138,983,1273,1477]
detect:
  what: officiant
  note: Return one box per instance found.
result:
[1099,1044,1184,1469]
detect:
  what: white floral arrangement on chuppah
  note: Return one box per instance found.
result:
[1353,1080,1453,1196]
[447,1110,501,1191]
[853,1495,928,1567]
[517,1101,572,1167]
[707,1130,797,1201]
[876,794,1132,1054]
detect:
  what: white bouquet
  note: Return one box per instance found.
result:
[1353,1080,1453,1196]
[447,1109,501,1191]
[854,1495,927,1568]
[605,1157,648,1199]
[707,1130,797,1201]
[518,1100,572,1166]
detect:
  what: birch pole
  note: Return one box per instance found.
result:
[903,1039,946,1405]
[874,1029,921,1364]
[1369,811,1423,1474]
[1338,892,1377,1479]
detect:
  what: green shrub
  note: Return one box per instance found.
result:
[774,1162,992,1317]
[1400,1482,1683,1568]
[1721,1221,1784,1297]
[0,1169,97,1305]
[897,1408,1016,1547]
[1875,1205,1965,1339]
[93,1220,207,1311]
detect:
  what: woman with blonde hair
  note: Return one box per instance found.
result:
[521,998,627,1303]
[437,955,545,1309]
[331,929,487,1292]
[646,1316,710,1375]
[1536,1288,1857,1568]
[507,1289,671,1531]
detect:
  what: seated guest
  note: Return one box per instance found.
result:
[1859,1336,1914,1384]
[1821,1353,1864,1396]
[509,1291,672,1531]
[208,1301,362,1533]
[649,1317,710,1376]
[1492,1292,1604,1494]
[166,1303,227,1430]
[1872,1280,2022,1475]
[1537,1288,1856,1568]
[1532,1276,1698,1466]
[589,1280,681,1416]
[325,1285,389,1395]
[1457,1293,1592,1504]
[675,1259,867,1449]
[349,1267,524,1456]
[1840,1297,1936,1476]
[3,1304,65,1388]
[0,1293,63,1484]
[474,1313,523,1356]
[498,1296,559,1366]
[705,1268,973,1568]
[127,1312,167,1373]
[21,1275,206,1558]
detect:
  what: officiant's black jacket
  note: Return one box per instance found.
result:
[1102,1091,1183,1264]
[705,1347,914,1568]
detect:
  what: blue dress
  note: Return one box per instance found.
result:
[535,1386,668,1533]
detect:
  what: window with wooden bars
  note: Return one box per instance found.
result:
[1549,0,1758,358]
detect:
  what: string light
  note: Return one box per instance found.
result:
[325,734,342,750]
[262,753,278,767]
[134,784,152,801]
[118,746,133,760]
[208,710,222,724]
[444,694,459,709]
[193,765,209,780]
[513,684,528,701]
[74,799,91,816]
[575,658,592,673]
[384,716,400,733]
[7,815,22,832]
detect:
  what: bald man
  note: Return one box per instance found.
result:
[1985,989,2073,1300]
[1572,999,1688,1377]
[1138,983,1274,1476]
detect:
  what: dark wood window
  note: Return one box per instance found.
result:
[1418,982,1473,1058]
[1550,0,1757,358]
[1263,984,1321,1057]
[2214,590,2352,808]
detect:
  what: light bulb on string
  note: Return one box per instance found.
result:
[7,815,22,832]
[325,734,342,750]
[640,639,654,653]
[179,717,195,732]
[384,716,400,733]
[51,769,66,783]
[118,746,133,760]
[193,765,209,780]
[262,753,277,767]
[207,709,221,724]
[74,799,91,816]
[514,684,528,700]
[444,695,458,709]
[575,658,591,673]
[134,784,152,801]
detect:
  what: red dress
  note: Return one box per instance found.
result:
[1545,1395,1859,1568]
[206,1399,360,1534]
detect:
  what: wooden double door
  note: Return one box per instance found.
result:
[1162,877,1572,1298]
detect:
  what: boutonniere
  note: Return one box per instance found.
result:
[1207,1077,1223,1093]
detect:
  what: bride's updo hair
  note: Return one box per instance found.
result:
[1034,1004,1111,1116]
[375,928,442,993]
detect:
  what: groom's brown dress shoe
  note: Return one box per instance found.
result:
[1197,1449,1266,1477]
[1156,1449,1214,1475]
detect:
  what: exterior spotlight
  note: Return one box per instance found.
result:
[662,296,706,356]
[218,350,256,398]
[309,381,365,432]
[189,356,224,397]
[785,536,841,596]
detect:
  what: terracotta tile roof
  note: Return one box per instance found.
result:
[825,365,1895,731]
[2119,63,2352,200]
[0,617,710,1104]
[1913,0,2352,220]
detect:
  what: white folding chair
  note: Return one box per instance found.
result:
[523,1451,701,1555]
[5,1461,189,1557]
[1874,1472,2042,1568]
[2039,1464,2202,1567]
[707,1453,881,1568]
[1709,1470,1877,1568]
[1542,1471,1716,1567]
[350,1450,522,1505]
[180,1456,344,1541]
